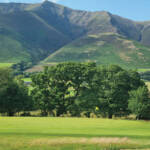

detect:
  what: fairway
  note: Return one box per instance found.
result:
[0,117,150,150]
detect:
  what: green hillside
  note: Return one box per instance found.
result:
[0,34,31,62]
[0,2,71,63]
[0,1,150,67]
[44,33,150,68]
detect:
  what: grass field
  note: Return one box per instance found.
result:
[0,63,13,68]
[22,78,32,82]
[0,117,150,150]
[138,68,150,72]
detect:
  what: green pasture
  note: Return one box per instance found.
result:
[0,117,150,150]
[22,78,32,82]
[0,63,13,68]
[137,68,150,72]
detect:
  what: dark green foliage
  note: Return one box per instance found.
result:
[12,61,33,75]
[0,68,32,116]
[0,62,149,119]
[31,67,56,116]
[128,70,145,89]
[31,62,147,119]
[96,66,130,118]
[31,62,97,116]
[128,86,150,120]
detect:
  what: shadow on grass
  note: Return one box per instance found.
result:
[0,132,150,140]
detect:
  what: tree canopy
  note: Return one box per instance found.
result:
[0,68,32,116]
[31,62,148,119]
[0,62,149,119]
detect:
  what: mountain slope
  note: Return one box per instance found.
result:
[0,2,71,63]
[44,33,150,68]
[0,34,31,62]
[0,12,70,63]
[0,1,150,68]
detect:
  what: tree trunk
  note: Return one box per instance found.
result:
[8,111,15,116]
[57,106,67,117]
[41,109,48,116]
[86,112,91,118]
[108,113,113,119]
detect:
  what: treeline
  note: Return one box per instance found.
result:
[0,62,150,120]
[11,61,34,76]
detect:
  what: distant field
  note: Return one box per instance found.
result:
[0,117,150,150]
[26,63,57,72]
[22,78,32,82]
[138,68,150,72]
[0,63,13,68]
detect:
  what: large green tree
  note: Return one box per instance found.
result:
[0,68,32,116]
[31,63,147,118]
[31,62,97,116]
[96,65,132,118]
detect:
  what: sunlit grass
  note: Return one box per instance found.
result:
[138,68,150,72]
[0,63,13,68]
[0,117,150,149]
[22,78,32,82]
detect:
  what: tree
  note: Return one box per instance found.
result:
[97,65,131,118]
[74,63,100,117]
[31,62,97,116]
[128,86,150,120]
[31,67,55,116]
[0,68,32,116]
[31,63,148,118]
[11,61,33,75]
[128,70,145,90]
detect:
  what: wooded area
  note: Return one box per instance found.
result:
[0,62,150,119]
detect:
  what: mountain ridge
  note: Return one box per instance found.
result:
[0,1,150,68]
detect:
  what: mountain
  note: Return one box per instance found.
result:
[44,33,150,68]
[0,2,71,63]
[0,1,150,68]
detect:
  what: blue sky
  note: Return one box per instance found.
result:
[0,0,150,21]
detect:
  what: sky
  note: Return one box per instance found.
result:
[0,0,150,21]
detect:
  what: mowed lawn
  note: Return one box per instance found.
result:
[0,117,150,150]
